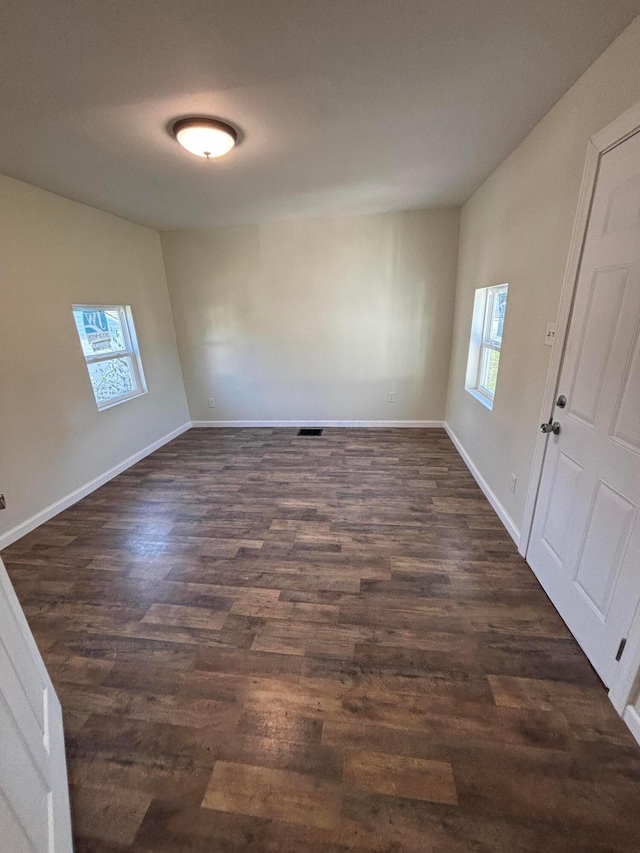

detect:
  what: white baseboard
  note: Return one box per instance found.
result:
[0,422,192,552]
[444,422,520,547]
[623,704,640,747]
[191,420,445,428]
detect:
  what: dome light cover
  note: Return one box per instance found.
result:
[172,117,237,159]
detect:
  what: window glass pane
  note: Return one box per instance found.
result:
[87,356,138,406]
[73,308,127,357]
[479,347,500,397]
[487,288,507,346]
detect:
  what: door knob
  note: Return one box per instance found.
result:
[541,420,561,435]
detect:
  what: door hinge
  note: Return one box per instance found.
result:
[615,638,627,662]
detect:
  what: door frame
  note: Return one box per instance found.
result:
[519,98,640,719]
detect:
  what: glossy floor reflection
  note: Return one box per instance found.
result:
[3,428,640,852]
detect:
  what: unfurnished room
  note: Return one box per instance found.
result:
[2,2,640,851]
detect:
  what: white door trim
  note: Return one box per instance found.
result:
[610,596,640,714]
[520,97,640,724]
[518,139,600,558]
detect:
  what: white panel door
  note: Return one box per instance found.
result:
[528,129,640,688]
[0,555,72,853]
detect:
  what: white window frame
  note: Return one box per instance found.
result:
[72,304,147,411]
[465,284,508,410]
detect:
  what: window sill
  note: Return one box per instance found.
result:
[97,389,148,412]
[466,386,494,411]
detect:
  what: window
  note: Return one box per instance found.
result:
[465,284,508,409]
[72,305,147,410]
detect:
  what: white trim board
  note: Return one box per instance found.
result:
[622,705,640,748]
[0,422,192,552]
[609,589,640,715]
[191,420,445,428]
[519,140,600,559]
[444,422,521,547]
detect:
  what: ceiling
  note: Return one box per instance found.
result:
[1,1,639,230]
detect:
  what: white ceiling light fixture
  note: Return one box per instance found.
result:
[172,117,238,159]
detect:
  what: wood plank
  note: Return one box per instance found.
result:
[201,762,342,830]
[343,749,457,804]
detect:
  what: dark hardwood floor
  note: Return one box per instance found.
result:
[3,428,640,852]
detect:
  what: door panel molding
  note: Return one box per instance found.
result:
[567,265,629,427]
[539,450,584,566]
[572,478,637,619]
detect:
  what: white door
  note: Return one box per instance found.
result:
[0,555,73,853]
[528,129,640,688]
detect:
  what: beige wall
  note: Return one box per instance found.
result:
[0,175,189,543]
[161,209,459,423]
[445,17,640,537]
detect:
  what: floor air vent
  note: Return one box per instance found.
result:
[298,428,323,436]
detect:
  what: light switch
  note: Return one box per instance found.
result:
[544,322,557,347]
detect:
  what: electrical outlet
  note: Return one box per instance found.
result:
[208,397,216,408]
[510,474,517,493]
[387,391,396,403]
[544,322,557,347]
